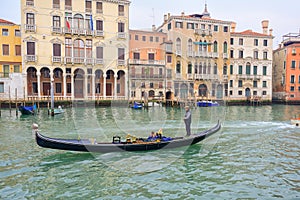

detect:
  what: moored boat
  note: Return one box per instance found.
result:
[34,121,221,153]
[197,101,219,107]
[19,104,37,115]
[131,102,143,109]
[291,117,300,126]
[48,106,64,115]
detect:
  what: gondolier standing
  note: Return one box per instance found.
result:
[184,106,192,136]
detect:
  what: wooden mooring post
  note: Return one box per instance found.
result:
[15,88,18,117]
[9,86,11,114]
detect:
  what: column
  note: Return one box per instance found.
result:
[125,72,128,100]
[71,73,74,100]
[92,74,95,100]
[36,71,41,98]
[23,72,27,100]
[103,73,107,99]
[63,74,67,99]
[114,74,118,99]
[84,74,88,100]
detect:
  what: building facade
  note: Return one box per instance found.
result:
[157,5,232,101]
[0,19,23,100]
[230,20,274,102]
[21,0,130,100]
[273,33,300,102]
[128,29,167,100]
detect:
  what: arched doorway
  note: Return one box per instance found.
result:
[166,91,172,100]
[180,83,188,99]
[149,90,155,97]
[106,70,114,96]
[117,70,125,97]
[40,67,51,96]
[245,88,251,98]
[74,68,84,98]
[27,67,37,96]
[53,68,63,95]
[198,84,207,97]
[216,84,223,99]
[95,69,103,96]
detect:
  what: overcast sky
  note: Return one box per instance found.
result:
[1,0,299,48]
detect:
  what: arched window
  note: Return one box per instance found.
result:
[223,42,228,53]
[73,14,84,29]
[213,41,218,53]
[176,38,181,53]
[203,40,207,52]
[74,39,85,58]
[214,63,218,74]
[194,62,198,74]
[246,62,251,75]
[199,40,203,52]
[176,61,181,73]
[188,39,193,52]
[188,63,192,74]
[199,62,203,74]
[223,64,227,75]
[203,62,207,74]
[208,63,211,74]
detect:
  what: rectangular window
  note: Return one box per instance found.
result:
[55,83,62,93]
[15,45,21,56]
[85,0,92,12]
[96,20,103,31]
[230,38,234,45]
[229,80,233,87]
[254,39,258,46]
[223,26,228,32]
[133,52,140,60]
[214,25,218,32]
[238,80,243,87]
[27,42,35,55]
[253,66,257,75]
[263,39,268,46]
[238,65,243,74]
[263,66,267,75]
[239,50,243,58]
[155,37,159,43]
[14,65,20,73]
[148,53,155,61]
[175,21,183,28]
[167,55,172,63]
[96,46,103,59]
[2,29,8,36]
[167,23,171,30]
[263,81,267,88]
[291,75,295,83]
[291,60,296,69]
[2,44,9,55]
[65,0,72,9]
[142,36,146,41]
[118,5,124,16]
[118,22,124,32]
[246,65,250,75]
[230,65,233,75]
[15,30,21,37]
[96,2,103,13]
[290,86,295,91]
[53,0,60,8]
[53,16,61,27]
[118,48,125,60]
[150,36,153,42]
[238,91,242,95]
[230,50,234,58]
[263,52,268,60]
[26,13,35,25]
[134,35,138,40]
[3,65,9,77]
[253,51,258,59]
[253,81,257,88]
[53,43,61,56]
[187,23,194,29]
[0,82,4,93]
[239,38,243,45]
[262,91,267,95]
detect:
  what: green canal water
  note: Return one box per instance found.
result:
[0,105,299,199]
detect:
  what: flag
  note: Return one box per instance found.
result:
[66,18,71,30]
[90,15,93,31]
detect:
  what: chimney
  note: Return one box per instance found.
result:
[164,14,167,22]
[231,22,236,33]
[152,25,156,31]
[262,20,269,35]
[181,11,185,17]
[269,28,273,36]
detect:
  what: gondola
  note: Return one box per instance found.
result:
[197,101,219,107]
[130,102,143,109]
[19,104,37,115]
[34,121,221,153]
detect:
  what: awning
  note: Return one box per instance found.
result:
[193,42,210,45]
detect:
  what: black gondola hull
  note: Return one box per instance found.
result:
[35,121,221,153]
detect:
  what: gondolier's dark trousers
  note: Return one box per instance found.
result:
[185,122,191,136]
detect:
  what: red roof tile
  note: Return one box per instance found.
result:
[232,29,269,37]
[0,19,16,25]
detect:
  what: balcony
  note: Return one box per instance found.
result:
[175,50,182,56]
[86,30,93,36]
[223,75,228,81]
[128,59,165,65]
[187,74,193,80]
[117,32,126,39]
[118,60,125,66]
[95,59,104,65]
[25,24,36,32]
[195,74,218,80]
[51,26,62,34]
[0,72,9,78]
[25,55,37,62]
[175,73,181,79]
[237,74,262,80]
[64,57,73,64]
[85,8,92,13]
[194,29,212,36]
[212,52,219,58]
[73,57,85,64]
[72,28,86,35]
[223,53,228,59]
[187,51,193,57]
[94,30,104,37]
[52,56,62,63]
[85,58,94,65]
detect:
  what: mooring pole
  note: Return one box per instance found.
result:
[15,88,18,117]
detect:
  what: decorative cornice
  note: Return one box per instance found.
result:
[93,0,131,5]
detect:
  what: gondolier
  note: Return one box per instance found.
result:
[184,106,192,136]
